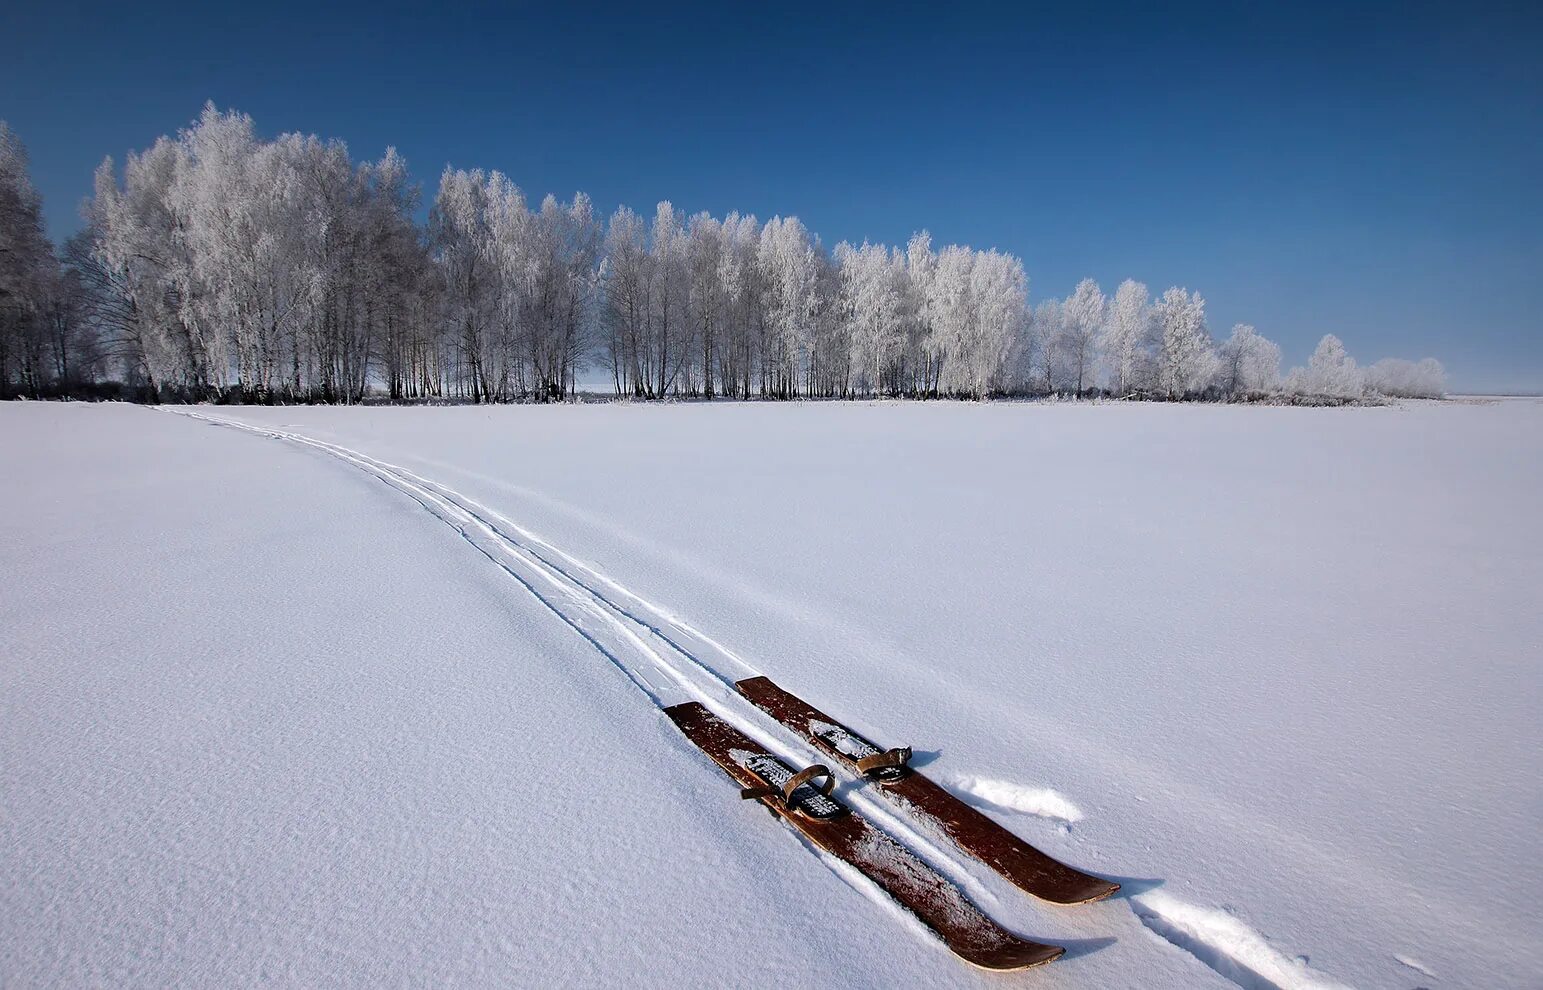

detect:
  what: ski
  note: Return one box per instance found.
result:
[735,676,1120,906]
[663,701,1065,972]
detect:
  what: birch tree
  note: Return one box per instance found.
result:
[1099,278,1151,395]
[1156,286,1216,398]
[0,122,59,397]
[1217,323,1281,396]
[1058,277,1105,395]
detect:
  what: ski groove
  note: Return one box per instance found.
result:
[1131,891,1354,990]
[165,409,1039,941]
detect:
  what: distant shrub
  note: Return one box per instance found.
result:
[1366,358,1446,398]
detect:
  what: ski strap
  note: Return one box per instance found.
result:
[856,746,913,776]
[740,763,835,809]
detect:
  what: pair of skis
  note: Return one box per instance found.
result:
[665,676,1118,972]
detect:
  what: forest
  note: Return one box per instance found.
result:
[0,107,1448,405]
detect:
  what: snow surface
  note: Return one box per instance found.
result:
[3,398,1539,988]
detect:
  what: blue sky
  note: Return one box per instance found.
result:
[3,1,1539,391]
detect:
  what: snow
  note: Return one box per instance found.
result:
[1131,890,1355,990]
[3,397,1539,988]
[940,775,1085,824]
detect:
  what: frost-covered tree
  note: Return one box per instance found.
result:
[1031,297,1063,393]
[686,213,725,397]
[716,211,762,399]
[1099,279,1151,395]
[1366,357,1446,398]
[1286,333,1364,399]
[648,202,691,396]
[87,105,435,401]
[1217,323,1282,397]
[835,241,907,396]
[91,136,216,395]
[0,122,63,397]
[174,107,286,398]
[806,248,846,397]
[758,216,820,398]
[904,232,938,395]
[1155,287,1216,398]
[508,192,599,401]
[357,149,434,401]
[1058,277,1105,395]
[431,168,500,401]
[966,250,1026,397]
[52,102,1456,406]
[926,245,972,396]
[601,205,651,396]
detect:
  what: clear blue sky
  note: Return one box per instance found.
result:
[3,1,1539,391]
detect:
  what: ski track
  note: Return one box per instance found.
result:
[168,409,1362,988]
[1131,891,1354,990]
[166,409,1011,935]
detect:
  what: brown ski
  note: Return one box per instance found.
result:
[664,701,1065,972]
[735,676,1120,906]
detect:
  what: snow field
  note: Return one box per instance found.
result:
[4,397,1539,988]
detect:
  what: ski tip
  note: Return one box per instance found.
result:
[1044,878,1121,905]
[662,701,707,726]
[959,939,1065,972]
[734,675,771,691]
[1091,879,1122,902]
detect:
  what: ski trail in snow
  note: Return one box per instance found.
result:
[166,409,1363,987]
[1393,953,1436,978]
[1131,891,1355,990]
[165,409,1009,922]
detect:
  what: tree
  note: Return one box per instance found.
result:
[86,105,436,402]
[91,139,210,396]
[1286,334,1364,399]
[647,202,691,397]
[965,250,1026,397]
[716,211,763,399]
[1217,323,1281,397]
[0,122,63,397]
[63,227,146,389]
[758,216,820,398]
[1031,298,1063,393]
[904,231,937,395]
[926,245,972,396]
[1058,277,1105,395]
[1156,286,1215,398]
[601,205,651,396]
[687,213,725,397]
[836,241,906,396]
[431,168,499,401]
[50,103,1452,407]
[1099,279,1151,395]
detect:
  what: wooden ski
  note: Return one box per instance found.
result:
[735,676,1120,906]
[664,701,1065,971]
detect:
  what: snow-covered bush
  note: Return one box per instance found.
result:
[1366,357,1446,398]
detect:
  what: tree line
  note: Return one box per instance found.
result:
[0,108,1447,404]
